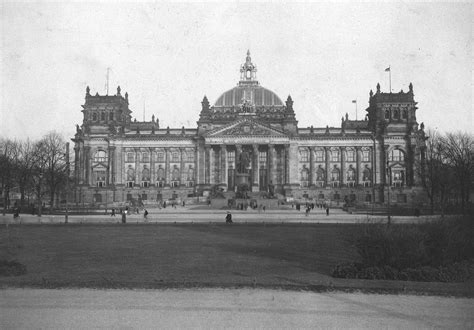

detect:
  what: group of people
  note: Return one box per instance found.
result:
[294,202,330,216]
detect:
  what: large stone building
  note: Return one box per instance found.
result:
[72,51,427,207]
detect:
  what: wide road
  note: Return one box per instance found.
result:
[1,288,472,328]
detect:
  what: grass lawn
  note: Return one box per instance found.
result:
[0,223,358,289]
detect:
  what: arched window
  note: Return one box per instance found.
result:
[100,112,105,121]
[94,150,107,162]
[385,110,390,119]
[187,166,194,180]
[157,166,165,180]
[316,166,325,181]
[393,109,400,120]
[300,167,309,187]
[127,167,135,181]
[126,166,135,188]
[346,167,355,181]
[389,149,405,162]
[402,110,408,119]
[363,167,371,182]
[142,167,150,181]
[141,166,150,187]
[109,112,114,121]
[171,166,180,187]
[92,113,98,121]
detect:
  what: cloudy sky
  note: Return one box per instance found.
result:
[1,2,472,140]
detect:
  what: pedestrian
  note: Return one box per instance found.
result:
[225,211,232,224]
[111,208,116,217]
[326,206,329,216]
[182,200,185,207]
[263,205,266,212]
[305,206,310,216]
[144,209,148,220]
[121,212,127,223]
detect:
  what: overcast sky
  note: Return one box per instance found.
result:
[1,2,472,140]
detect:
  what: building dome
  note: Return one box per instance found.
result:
[214,85,284,107]
[213,50,284,108]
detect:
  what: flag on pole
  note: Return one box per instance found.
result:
[385,67,391,72]
[352,100,357,103]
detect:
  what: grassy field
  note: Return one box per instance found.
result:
[0,223,358,289]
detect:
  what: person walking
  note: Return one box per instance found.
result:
[111,208,116,217]
[225,211,233,224]
[326,206,330,216]
[144,209,148,221]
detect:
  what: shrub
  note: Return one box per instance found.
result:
[0,260,27,276]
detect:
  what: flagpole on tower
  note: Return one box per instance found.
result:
[352,100,357,120]
[385,66,391,93]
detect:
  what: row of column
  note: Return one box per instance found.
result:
[203,144,291,187]
[78,146,195,187]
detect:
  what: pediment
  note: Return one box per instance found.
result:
[207,119,287,137]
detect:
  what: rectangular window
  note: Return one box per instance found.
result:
[347,151,355,162]
[186,152,194,162]
[157,152,165,162]
[228,151,235,163]
[363,151,370,162]
[300,150,309,162]
[315,150,324,162]
[126,181,134,188]
[142,152,149,162]
[172,152,179,162]
[127,152,134,162]
[331,150,339,162]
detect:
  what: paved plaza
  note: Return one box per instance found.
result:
[0,207,441,225]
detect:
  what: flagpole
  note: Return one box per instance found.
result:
[389,65,391,93]
[388,65,392,93]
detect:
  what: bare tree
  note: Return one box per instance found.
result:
[14,139,38,208]
[0,138,18,215]
[441,132,474,213]
[35,132,67,212]
[421,129,452,214]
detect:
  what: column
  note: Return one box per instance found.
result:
[267,144,274,185]
[205,145,211,185]
[325,147,330,187]
[252,144,259,187]
[220,145,227,186]
[235,144,242,167]
[284,144,290,184]
[107,146,116,185]
[74,146,80,184]
[134,148,140,186]
[340,147,345,186]
[355,147,361,186]
[84,146,91,186]
[309,147,314,186]
[150,148,155,184]
[165,148,170,187]
[180,148,185,186]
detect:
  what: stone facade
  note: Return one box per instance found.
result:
[72,51,427,207]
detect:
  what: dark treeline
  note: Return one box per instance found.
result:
[0,131,70,215]
[419,130,473,215]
